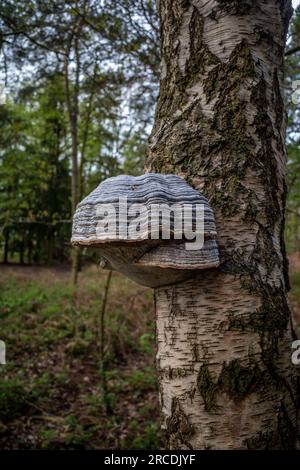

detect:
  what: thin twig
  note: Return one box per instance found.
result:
[99,270,113,414]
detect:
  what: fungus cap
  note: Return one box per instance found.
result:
[71,173,219,287]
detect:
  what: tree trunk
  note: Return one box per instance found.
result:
[79,76,96,201]
[27,228,33,265]
[64,56,79,285]
[3,228,9,264]
[19,237,24,265]
[64,16,83,287]
[146,0,299,449]
[47,226,54,265]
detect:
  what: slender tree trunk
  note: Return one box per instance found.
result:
[28,231,32,265]
[98,270,113,414]
[19,237,24,265]
[64,20,82,287]
[3,228,9,264]
[79,75,96,201]
[47,226,54,265]
[146,0,299,449]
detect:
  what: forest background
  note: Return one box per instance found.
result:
[0,0,299,449]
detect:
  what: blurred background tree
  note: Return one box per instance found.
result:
[0,0,159,271]
[0,0,299,452]
[286,5,300,252]
[0,0,299,269]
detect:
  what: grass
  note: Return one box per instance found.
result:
[289,253,300,331]
[0,259,299,449]
[291,271,300,297]
[0,379,28,421]
[0,265,161,449]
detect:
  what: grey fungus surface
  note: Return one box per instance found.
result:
[71,174,220,288]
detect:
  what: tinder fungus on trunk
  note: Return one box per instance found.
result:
[71,174,219,287]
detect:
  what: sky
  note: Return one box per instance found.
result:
[1,1,300,95]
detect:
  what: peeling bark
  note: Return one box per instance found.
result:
[147,0,299,449]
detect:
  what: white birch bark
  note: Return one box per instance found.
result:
[147,0,299,449]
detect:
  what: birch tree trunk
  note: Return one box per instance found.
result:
[146,0,300,449]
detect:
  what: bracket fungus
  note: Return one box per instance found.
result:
[71,174,219,288]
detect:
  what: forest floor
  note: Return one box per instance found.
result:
[289,251,300,329]
[0,254,299,450]
[0,265,161,449]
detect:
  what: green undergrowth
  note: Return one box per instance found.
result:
[0,265,161,449]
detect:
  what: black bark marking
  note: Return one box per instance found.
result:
[165,397,194,450]
[197,364,218,412]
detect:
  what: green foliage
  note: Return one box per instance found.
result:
[0,74,71,264]
[0,266,160,448]
[138,332,155,354]
[122,131,148,176]
[0,0,159,265]
[290,270,300,296]
[126,367,157,392]
[285,7,300,251]
[123,421,161,449]
[40,429,60,450]
[0,379,28,421]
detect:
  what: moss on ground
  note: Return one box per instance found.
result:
[0,265,161,449]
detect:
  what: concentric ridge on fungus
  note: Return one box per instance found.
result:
[71,174,220,288]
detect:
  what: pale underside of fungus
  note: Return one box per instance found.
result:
[71,173,220,288]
